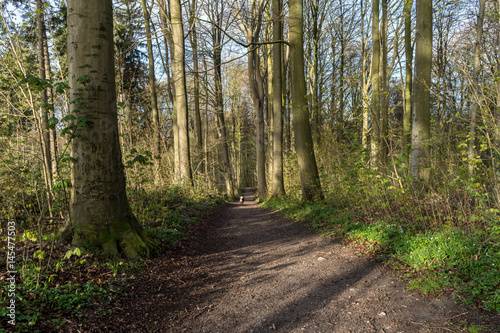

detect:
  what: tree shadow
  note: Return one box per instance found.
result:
[247,261,374,332]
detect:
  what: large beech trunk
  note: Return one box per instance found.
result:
[65,0,153,258]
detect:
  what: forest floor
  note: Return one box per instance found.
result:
[74,188,498,332]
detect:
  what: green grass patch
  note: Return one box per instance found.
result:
[263,197,500,312]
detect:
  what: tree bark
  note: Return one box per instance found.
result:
[189,0,203,162]
[403,0,413,166]
[239,0,268,200]
[289,0,323,201]
[158,0,179,182]
[36,0,53,212]
[212,4,234,196]
[272,0,285,197]
[371,0,381,167]
[38,0,58,184]
[140,0,161,180]
[380,0,389,165]
[411,0,432,182]
[338,1,345,140]
[360,0,370,152]
[66,0,153,257]
[170,0,193,186]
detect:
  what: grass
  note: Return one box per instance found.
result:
[262,197,500,313]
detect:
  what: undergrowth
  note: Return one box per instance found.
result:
[0,186,224,332]
[263,197,500,313]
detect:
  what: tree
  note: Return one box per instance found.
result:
[36,0,54,214]
[272,0,285,197]
[140,0,161,183]
[468,0,486,175]
[411,0,432,182]
[65,0,153,257]
[379,0,389,165]
[170,0,193,185]
[402,0,413,165]
[360,0,370,151]
[114,0,147,149]
[371,0,381,167]
[289,0,323,201]
[235,0,268,201]
[188,0,203,168]
[209,0,235,196]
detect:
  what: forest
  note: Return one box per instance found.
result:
[0,0,499,331]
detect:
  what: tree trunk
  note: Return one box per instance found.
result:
[338,2,345,140]
[171,0,193,186]
[241,0,268,201]
[189,0,203,165]
[468,0,486,175]
[38,1,58,184]
[141,0,161,181]
[380,0,389,165]
[212,14,234,196]
[491,1,500,204]
[311,0,320,142]
[37,0,53,213]
[403,0,413,166]
[330,39,336,126]
[371,0,381,167]
[249,45,268,201]
[289,0,323,201]
[272,0,285,197]
[361,0,370,152]
[159,0,178,182]
[66,0,153,258]
[411,0,432,182]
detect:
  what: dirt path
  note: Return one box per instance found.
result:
[81,189,497,332]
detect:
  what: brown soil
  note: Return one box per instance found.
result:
[78,188,499,332]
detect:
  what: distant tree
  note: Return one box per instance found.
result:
[65,0,153,257]
[208,0,235,196]
[468,0,486,175]
[188,0,203,167]
[140,0,161,173]
[235,0,268,201]
[114,0,147,148]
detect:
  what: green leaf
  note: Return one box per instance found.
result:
[42,103,54,111]
[64,247,82,259]
[59,156,75,163]
[52,181,69,190]
[70,98,87,105]
[61,114,76,122]
[47,117,59,127]
[34,250,45,260]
